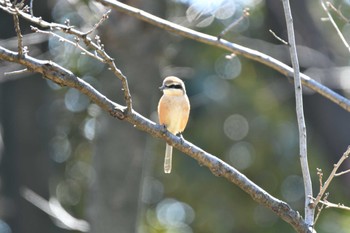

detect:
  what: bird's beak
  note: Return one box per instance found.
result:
[159,85,165,91]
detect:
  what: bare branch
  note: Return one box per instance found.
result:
[312,146,350,208]
[21,187,90,232]
[83,9,111,35]
[13,10,24,56]
[29,0,33,16]
[0,46,312,233]
[321,0,350,52]
[269,29,289,45]
[282,0,314,227]
[30,26,104,62]
[316,168,323,190]
[217,8,249,39]
[4,67,28,76]
[321,200,350,211]
[0,2,133,112]
[95,0,350,113]
[314,193,328,224]
[335,168,350,176]
[326,2,349,24]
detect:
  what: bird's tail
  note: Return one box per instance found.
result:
[164,144,173,173]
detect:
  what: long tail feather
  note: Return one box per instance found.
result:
[164,144,173,173]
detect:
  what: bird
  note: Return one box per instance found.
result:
[158,76,190,174]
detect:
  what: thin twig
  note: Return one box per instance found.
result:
[321,0,350,53]
[94,0,350,113]
[314,193,328,224]
[30,26,104,62]
[30,0,33,16]
[83,9,111,35]
[4,68,28,76]
[21,187,90,232]
[0,2,133,111]
[327,1,349,23]
[312,146,350,208]
[317,168,323,192]
[269,29,289,45]
[321,200,350,211]
[13,11,23,56]
[217,8,249,39]
[335,168,350,176]
[282,0,314,227]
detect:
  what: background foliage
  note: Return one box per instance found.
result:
[1,0,350,233]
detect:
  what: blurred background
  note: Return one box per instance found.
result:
[1,0,350,232]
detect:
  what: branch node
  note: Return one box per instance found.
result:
[110,106,126,120]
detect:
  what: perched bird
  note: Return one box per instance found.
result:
[158,76,190,173]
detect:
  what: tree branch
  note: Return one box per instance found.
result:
[282,0,314,228]
[312,146,350,208]
[0,2,133,112]
[321,0,350,53]
[0,46,311,233]
[95,0,350,113]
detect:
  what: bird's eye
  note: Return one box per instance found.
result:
[167,84,182,89]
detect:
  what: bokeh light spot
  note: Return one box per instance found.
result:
[49,135,72,163]
[156,199,195,227]
[142,176,164,205]
[56,179,81,205]
[223,114,249,141]
[83,118,97,140]
[64,88,90,112]
[215,55,242,80]
[228,141,255,170]
[281,175,304,202]
[203,75,230,101]
[0,220,11,233]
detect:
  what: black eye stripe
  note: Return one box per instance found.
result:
[166,84,182,89]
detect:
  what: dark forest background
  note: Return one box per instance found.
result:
[1,0,350,233]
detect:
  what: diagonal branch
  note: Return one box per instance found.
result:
[95,0,350,113]
[0,46,312,233]
[321,0,350,53]
[312,146,350,208]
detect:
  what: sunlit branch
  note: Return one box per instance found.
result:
[12,10,24,56]
[30,26,104,62]
[95,0,350,113]
[314,193,328,224]
[21,187,90,232]
[334,168,350,176]
[0,2,132,112]
[282,0,314,228]
[0,46,311,233]
[4,67,28,76]
[312,146,350,208]
[218,8,249,39]
[269,29,289,45]
[326,1,349,23]
[320,199,350,211]
[321,0,350,53]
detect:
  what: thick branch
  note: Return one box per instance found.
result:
[282,0,314,227]
[95,0,350,113]
[0,46,311,233]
